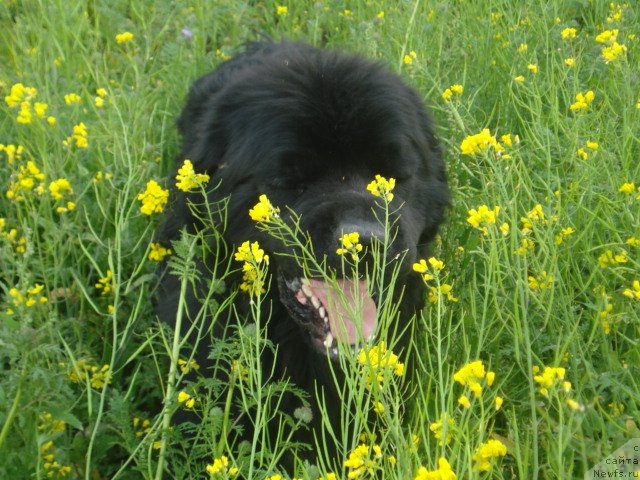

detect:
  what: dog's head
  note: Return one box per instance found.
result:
[173,42,449,358]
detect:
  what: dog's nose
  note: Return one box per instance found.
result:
[335,220,385,248]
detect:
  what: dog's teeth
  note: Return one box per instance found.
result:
[310,295,320,309]
[318,306,326,319]
[301,283,313,297]
[301,278,310,286]
[324,332,334,348]
[296,290,308,305]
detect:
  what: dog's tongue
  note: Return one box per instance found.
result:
[308,278,377,344]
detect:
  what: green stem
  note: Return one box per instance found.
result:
[0,381,22,451]
[154,271,189,480]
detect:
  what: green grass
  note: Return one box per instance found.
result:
[1,0,639,479]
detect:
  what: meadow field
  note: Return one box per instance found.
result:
[1,1,639,479]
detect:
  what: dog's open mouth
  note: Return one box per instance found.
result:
[278,272,377,358]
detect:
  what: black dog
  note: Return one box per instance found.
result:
[156,40,448,461]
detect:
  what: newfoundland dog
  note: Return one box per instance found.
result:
[156,40,448,460]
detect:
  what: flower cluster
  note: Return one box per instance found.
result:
[428,284,458,304]
[366,174,396,201]
[344,442,383,479]
[472,439,508,471]
[596,29,627,63]
[528,271,554,290]
[598,249,628,268]
[41,440,72,478]
[177,390,196,409]
[249,194,280,222]
[442,84,463,101]
[618,181,640,199]
[622,280,640,300]
[6,160,46,201]
[336,231,363,261]
[175,159,210,192]
[414,457,457,480]
[576,140,599,160]
[4,82,51,124]
[63,92,81,105]
[357,341,404,389]
[49,178,76,213]
[95,270,114,295]
[63,122,89,148]
[115,31,134,44]
[0,143,24,165]
[6,283,48,314]
[429,414,455,446]
[205,455,238,476]
[453,360,495,405]
[0,221,27,253]
[178,358,200,374]
[234,240,269,296]
[67,358,112,389]
[95,87,107,107]
[533,365,584,411]
[466,205,500,235]
[148,242,172,261]
[460,129,497,155]
[138,180,169,215]
[569,90,595,111]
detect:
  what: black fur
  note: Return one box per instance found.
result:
[156,40,449,461]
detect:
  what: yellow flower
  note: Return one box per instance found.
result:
[429,415,455,445]
[570,90,595,111]
[622,280,640,300]
[442,84,463,101]
[148,242,172,261]
[527,64,538,74]
[428,283,458,304]
[473,439,507,471]
[249,194,279,222]
[357,342,404,388]
[63,122,89,148]
[414,457,457,480]
[564,57,576,67]
[460,129,497,155]
[602,42,627,62]
[554,227,575,245]
[95,270,114,295]
[49,178,73,201]
[403,51,417,65]
[175,159,210,192]
[337,231,363,261]
[373,401,385,414]
[466,205,500,235]
[206,455,230,475]
[618,182,636,193]
[598,250,628,268]
[366,174,395,201]
[499,223,510,236]
[514,75,525,83]
[138,180,169,215]
[595,29,618,44]
[457,394,471,409]
[528,271,554,290]
[276,5,288,15]
[90,364,111,389]
[115,31,134,44]
[495,396,504,410]
[566,399,584,412]
[517,43,528,53]
[177,391,196,409]
[64,93,81,105]
[561,27,577,39]
[344,443,382,479]
[533,366,566,395]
